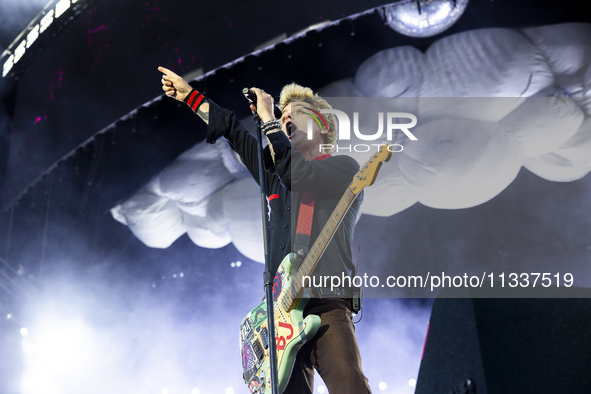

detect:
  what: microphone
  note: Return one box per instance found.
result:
[242,87,283,119]
[242,87,257,106]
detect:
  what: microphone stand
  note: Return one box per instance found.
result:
[247,89,280,394]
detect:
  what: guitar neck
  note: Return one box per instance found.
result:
[287,186,358,303]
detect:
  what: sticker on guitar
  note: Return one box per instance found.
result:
[249,376,262,393]
[242,343,257,370]
[276,321,294,351]
[272,272,282,301]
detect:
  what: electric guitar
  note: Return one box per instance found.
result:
[240,145,392,394]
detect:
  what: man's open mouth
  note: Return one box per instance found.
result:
[286,121,297,138]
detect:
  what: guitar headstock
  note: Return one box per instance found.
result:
[349,144,393,194]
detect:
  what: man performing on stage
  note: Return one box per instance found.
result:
[158,66,372,394]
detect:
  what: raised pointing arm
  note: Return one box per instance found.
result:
[159,66,210,124]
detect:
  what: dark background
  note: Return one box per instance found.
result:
[1,1,591,393]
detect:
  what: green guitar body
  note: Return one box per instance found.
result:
[240,253,321,394]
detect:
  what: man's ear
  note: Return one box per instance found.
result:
[320,129,330,146]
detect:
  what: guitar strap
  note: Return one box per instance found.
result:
[293,153,331,257]
[293,192,315,257]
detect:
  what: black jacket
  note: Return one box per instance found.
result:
[206,100,362,294]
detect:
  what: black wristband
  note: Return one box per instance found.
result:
[261,119,281,135]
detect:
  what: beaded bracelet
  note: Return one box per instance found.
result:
[261,119,282,135]
[183,89,205,113]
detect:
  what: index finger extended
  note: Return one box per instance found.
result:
[158,66,178,79]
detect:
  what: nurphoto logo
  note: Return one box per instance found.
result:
[305,108,418,152]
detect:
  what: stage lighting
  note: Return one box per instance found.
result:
[14,41,26,64]
[381,0,469,38]
[55,0,71,19]
[2,0,92,79]
[2,55,14,77]
[40,10,55,34]
[26,25,40,49]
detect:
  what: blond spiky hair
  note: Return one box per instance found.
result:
[278,83,337,148]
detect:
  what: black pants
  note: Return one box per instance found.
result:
[283,298,372,394]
